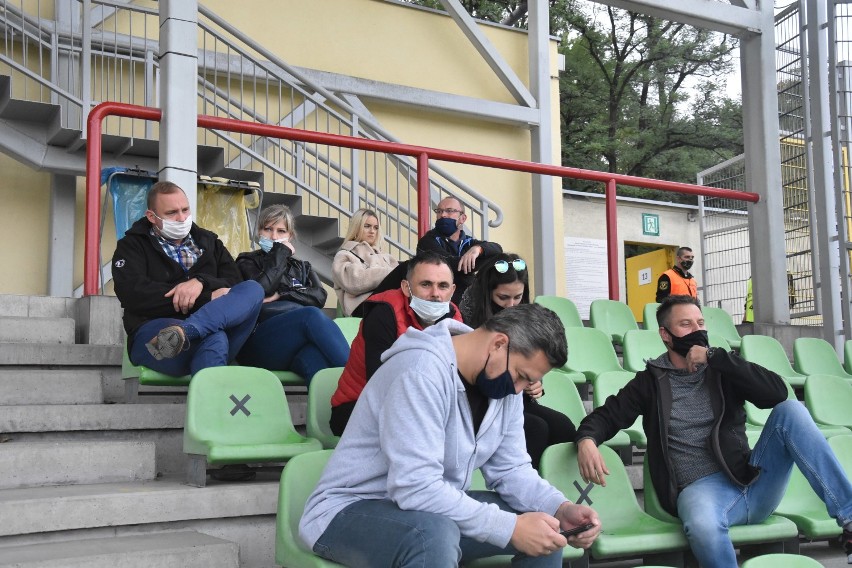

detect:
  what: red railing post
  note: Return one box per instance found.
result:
[418,153,431,238]
[605,178,619,300]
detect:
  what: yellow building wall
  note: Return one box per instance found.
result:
[1,0,564,297]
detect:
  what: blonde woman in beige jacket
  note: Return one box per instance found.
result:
[333,209,399,316]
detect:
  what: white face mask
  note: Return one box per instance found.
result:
[408,286,451,323]
[153,213,192,241]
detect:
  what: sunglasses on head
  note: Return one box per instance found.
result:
[493,259,526,273]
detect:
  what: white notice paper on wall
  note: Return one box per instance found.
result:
[564,236,609,319]
[639,267,652,286]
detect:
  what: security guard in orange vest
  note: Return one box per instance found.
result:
[656,246,698,302]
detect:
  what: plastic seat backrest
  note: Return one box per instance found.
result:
[621,329,666,373]
[533,295,584,329]
[744,378,796,426]
[708,332,732,351]
[642,302,661,330]
[794,337,852,379]
[333,317,362,346]
[845,340,852,375]
[539,370,587,426]
[739,335,805,386]
[804,374,852,428]
[183,366,307,456]
[564,327,625,381]
[276,450,343,568]
[589,299,639,345]
[701,306,742,349]
[307,367,344,449]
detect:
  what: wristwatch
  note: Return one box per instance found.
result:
[706,347,718,360]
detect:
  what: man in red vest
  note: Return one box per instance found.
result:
[656,246,698,302]
[329,251,464,435]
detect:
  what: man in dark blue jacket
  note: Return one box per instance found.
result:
[112,181,263,377]
[576,295,852,567]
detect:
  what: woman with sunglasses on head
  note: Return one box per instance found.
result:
[459,252,577,469]
[235,204,349,386]
[333,208,399,317]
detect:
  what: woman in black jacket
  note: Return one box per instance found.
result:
[236,205,349,386]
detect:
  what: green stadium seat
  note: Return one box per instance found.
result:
[183,366,321,487]
[592,371,646,449]
[739,335,807,388]
[745,380,847,440]
[533,295,584,329]
[539,370,632,453]
[332,317,362,346]
[275,450,343,568]
[642,454,800,553]
[701,306,742,350]
[564,327,627,383]
[741,553,824,568]
[804,374,852,430]
[773,435,852,540]
[307,367,344,449]
[794,337,852,380]
[621,329,666,373]
[844,339,852,375]
[540,443,688,564]
[589,299,639,346]
[642,302,661,330]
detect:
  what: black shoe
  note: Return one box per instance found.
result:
[145,325,187,360]
[210,465,256,482]
[843,527,852,564]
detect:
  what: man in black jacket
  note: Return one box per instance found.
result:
[576,295,852,567]
[112,181,263,377]
[416,196,502,305]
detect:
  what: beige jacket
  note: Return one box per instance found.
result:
[332,240,399,316]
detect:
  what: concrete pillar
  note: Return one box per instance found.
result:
[158,0,198,210]
[741,7,790,325]
[48,174,76,297]
[528,0,558,296]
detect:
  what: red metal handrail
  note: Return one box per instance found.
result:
[85,102,760,297]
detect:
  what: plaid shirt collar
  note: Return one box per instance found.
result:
[150,227,203,273]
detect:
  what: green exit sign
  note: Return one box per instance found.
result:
[642,213,660,236]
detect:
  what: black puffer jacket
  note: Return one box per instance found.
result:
[576,348,787,516]
[235,245,327,308]
[112,217,242,344]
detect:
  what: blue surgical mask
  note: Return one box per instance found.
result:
[407,285,451,323]
[258,236,275,253]
[475,345,516,399]
[435,217,458,237]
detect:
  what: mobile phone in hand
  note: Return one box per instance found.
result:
[560,522,596,538]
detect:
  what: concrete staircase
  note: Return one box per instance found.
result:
[0,294,281,567]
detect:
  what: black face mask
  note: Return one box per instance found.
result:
[680,259,694,271]
[664,328,708,357]
[475,344,516,399]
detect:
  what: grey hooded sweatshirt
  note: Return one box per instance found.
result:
[299,319,568,550]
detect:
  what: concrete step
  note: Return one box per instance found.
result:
[0,317,75,345]
[0,295,74,319]
[0,477,278,537]
[0,441,156,490]
[0,369,104,405]
[0,530,239,567]
[0,403,184,433]
[0,343,121,366]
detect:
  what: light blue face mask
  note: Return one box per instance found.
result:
[258,236,275,253]
[407,284,450,323]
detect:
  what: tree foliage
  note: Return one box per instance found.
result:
[404,0,745,203]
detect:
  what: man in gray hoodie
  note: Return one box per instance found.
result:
[300,304,600,567]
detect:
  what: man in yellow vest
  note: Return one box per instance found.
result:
[656,246,698,302]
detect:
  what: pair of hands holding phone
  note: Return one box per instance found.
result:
[510,501,600,557]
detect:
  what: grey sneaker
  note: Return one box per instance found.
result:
[145,325,187,360]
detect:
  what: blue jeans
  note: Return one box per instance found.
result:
[237,306,349,385]
[129,280,263,376]
[676,400,852,568]
[313,491,563,567]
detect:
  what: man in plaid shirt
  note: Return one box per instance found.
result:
[112,181,263,377]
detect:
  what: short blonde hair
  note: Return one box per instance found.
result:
[257,204,296,239]
[344,208,382,245]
